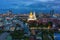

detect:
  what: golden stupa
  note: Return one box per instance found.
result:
[28,12,37,21]
[29,12,33,19]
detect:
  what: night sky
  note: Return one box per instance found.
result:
[0,0,60,13]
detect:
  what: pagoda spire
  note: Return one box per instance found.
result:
[33,12,37,20]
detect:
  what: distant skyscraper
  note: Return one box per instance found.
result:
[7,10,12,16]
[50,10,54,16]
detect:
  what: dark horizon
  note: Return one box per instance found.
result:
[0,9,60,14]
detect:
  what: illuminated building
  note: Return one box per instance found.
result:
[28,12,37,21]
[27,12,37,35]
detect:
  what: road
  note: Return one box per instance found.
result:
[0,32,10,40]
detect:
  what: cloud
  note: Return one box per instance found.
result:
[0,0,60,11]
[51,6,60,9]
[34,0,55,2]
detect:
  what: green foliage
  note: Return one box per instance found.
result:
[48,21,52,26]
[24,37,29,40]
[0,30,3,34]
[10,30,24,39]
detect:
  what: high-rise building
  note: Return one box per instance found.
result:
[50,10,54,16]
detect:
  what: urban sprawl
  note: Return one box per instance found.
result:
[0,10,60,40]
